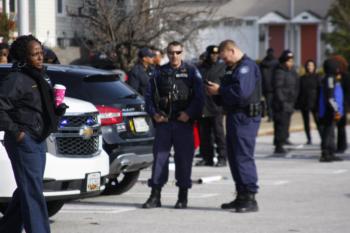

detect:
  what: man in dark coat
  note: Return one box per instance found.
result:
[196,45,227,167]
[260,48,278,122]
[272,50,299,154]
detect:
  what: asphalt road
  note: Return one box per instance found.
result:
[3,128,350,233]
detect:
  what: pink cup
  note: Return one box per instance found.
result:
[54,84,66,107]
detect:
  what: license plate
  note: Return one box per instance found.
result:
[86,172,101,192]
[132,117,149,132]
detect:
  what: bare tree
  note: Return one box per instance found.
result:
[68,0,234,71]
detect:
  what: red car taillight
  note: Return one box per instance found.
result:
[124,74,128,82]
[96,105,123,126]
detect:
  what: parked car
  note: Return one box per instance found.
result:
[8,64,154,196]
[0,97,110,217]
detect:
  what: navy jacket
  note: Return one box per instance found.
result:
[128,63,154,96]
[218,55,262,109]
[145,62,204,121]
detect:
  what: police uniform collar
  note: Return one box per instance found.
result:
[164,61,186,71]
[236,54,247,66]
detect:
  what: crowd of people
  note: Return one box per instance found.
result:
[1,34,349,233]
[127,42,350,212]
[259,48,349,162]
[127,40,261,213]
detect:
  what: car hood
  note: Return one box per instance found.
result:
[64,97,98,114]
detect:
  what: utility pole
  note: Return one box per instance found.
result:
[18,0,29,35]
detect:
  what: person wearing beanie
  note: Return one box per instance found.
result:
[260,48,279,122]
[272,50,299,154]
[317,58,344,162]
[127,47,155,96]
[195,45,227,167]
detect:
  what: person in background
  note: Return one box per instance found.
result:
[332,55,349,153]
[127,47,155,96]
[272,50,299,154]
[260,48,278,122]
[43,47,60,64]
[0,42,10,64]
[297,59,321,145]
[0,35,66,233]
[318,58,344,162]
[196,45,227,167]
[152,48,165,67]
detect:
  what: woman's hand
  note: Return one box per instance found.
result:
[16,131,25,142]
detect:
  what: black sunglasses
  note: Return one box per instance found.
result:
[168,51,182,55]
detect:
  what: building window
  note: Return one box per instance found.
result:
[57,0,65,15]
[10,0,15,13]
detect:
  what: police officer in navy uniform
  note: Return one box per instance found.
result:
[207,40,261,213]
[143,41,204,209]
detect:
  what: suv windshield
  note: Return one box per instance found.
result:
[49,73,138,105]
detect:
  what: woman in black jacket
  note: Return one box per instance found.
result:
[297,60,321,145]
[0,35,66,233]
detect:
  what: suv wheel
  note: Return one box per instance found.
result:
[0,200,64,217]
[46,201,65,217]
[102,171,140,195]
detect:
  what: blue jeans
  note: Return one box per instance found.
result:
[0,132,50,233]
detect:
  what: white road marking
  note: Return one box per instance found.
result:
[332,169,348,174]
[124,192,219,199]
[60,205,136,214]
[273,180,290,185]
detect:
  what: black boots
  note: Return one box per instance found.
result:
[195,159,214,166]
[216,158,227,167]
[274,145,287,154]
[319,151,343,162]
[174,188,188,209]
[221,192,258,213]
[143,188,188,209]
[142,188,161,208]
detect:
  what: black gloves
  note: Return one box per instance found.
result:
[55,103,69,117]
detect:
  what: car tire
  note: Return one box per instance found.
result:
[0,201,64,217]
[46,201,65,217]
[0,203,8,215]
[102,171,140,195]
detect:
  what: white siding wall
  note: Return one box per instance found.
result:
[33,0,56,46]
[56,0,83,44]
[185,20,259,61]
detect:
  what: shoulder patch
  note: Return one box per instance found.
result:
[240,66,250,74]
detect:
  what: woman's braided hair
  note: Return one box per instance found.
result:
[9,35,41,63]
